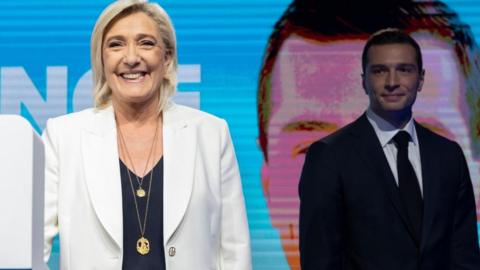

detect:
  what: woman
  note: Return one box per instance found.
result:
[43,0,251,269]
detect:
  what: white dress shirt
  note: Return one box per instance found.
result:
[366,109,423,195]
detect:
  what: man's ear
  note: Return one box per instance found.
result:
[361,73,368,95]
[417,69,425,92]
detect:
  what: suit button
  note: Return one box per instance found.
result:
[169,247,176,257]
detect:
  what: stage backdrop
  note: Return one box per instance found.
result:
[0,1,479,270]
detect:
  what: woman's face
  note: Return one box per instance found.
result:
[102,12,170,106]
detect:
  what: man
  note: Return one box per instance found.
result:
[258,1,480,268]
[298,28,480,269]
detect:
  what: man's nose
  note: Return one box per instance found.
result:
[385,70,399,91]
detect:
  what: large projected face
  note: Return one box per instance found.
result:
[261,32,480,268]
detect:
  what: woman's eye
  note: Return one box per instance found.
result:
[107,41,122,48]
[140,40,156,47]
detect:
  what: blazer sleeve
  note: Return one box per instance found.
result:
[451,143,480,269]
[42,119,60,263]
[299,141,344,270]
[218,120,252,270]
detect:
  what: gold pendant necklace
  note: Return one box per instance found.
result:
[136,187,146,198]
[127,165,154,255]
[117,116,159,255]
[137,236,150,255]
[122,140,156,255]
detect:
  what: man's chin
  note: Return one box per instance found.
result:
[372,104,409,115]
[379,101,409,111]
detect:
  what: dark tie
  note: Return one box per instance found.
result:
[393,131,423,245]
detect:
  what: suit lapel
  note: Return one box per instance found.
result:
[351,114,418,244]
[163,104,196,244]
[416,123,439,251]
[81,106,123,250]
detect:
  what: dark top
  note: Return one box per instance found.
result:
[120,158,166,270]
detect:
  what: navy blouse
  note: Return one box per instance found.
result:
[120,158,165,270]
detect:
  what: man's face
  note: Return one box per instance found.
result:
[363,43,424,120]
[262,32,479,267]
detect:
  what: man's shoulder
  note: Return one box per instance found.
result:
[414,122,468,170]
[308,116,365,154]
[415,122,461,150]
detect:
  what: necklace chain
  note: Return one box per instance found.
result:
[118,121,158,187]
[125,156,154,236]
[116,116,160,255]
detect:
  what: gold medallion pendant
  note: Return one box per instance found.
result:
[137,237,150,255]
[136,187,146,198]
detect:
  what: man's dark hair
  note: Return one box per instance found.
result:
[362,28,423,74]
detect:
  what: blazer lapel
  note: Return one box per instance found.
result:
[163,104,196,244]
[351,114,418,244]
[416,123,439,251]
[81,107,123,250]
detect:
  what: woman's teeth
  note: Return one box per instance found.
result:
[121,72,145,80]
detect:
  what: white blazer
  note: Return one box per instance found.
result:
[43,103,251,270]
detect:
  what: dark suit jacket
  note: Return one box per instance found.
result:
[299,114,480,270]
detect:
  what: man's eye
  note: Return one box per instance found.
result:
[398,67,414,73]
[372,69,386,74]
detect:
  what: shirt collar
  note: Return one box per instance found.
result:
[366,108,418,147]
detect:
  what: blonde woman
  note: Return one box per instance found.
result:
[43,1,251,269]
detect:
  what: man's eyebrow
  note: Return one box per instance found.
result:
[369,63,417,69]
[369,64,387,68]
[396,63,418,68]
[282,120,339,132]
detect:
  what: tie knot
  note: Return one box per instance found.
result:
[393,131,411,149]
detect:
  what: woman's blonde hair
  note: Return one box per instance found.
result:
[90,0,177,112]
